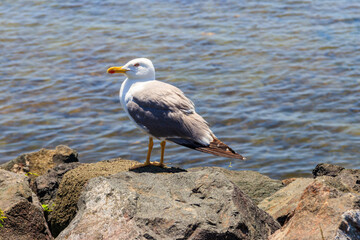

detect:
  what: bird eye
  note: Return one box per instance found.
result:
[134,63,140,67]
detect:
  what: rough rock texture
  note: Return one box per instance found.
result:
[335,210,360,240]
[281,178,297,186]
[0,169,52,240]
[265,163,360,240]
[49,158,139,237]
[35,162,82,206]
[258,178,314,225]
[57,168,280,240]
[189,167,284,205]
[0,145,78,176]
[324,166,360,193]
[312,163,345,177]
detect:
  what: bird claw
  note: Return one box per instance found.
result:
[129,161,166,170]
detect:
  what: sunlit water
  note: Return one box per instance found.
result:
[1,0,359,179]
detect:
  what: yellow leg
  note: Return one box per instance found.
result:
[160,140,166,166]
[145,136,153,165]
[129,137,167,170]
[130,136,153,169]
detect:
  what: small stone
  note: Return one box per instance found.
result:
[312,163,344,178]
[281,178,297,186]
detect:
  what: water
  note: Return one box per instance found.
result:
[1,0,359,179]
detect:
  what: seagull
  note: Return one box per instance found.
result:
[107,58,245,168]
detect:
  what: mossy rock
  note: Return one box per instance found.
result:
[48,158,138,237]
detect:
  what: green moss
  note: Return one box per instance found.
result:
[0,209,6,227]
[42,204,53,213]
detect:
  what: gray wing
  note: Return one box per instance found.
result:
[126,80,213,146]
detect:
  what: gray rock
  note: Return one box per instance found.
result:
[313,163,345,178]
[49,158,139,237]
[0,169,52,240]
[57,169,280,240]
[34,162,82,206]
[335,210,360,240]
[189,167,284,205]
[313,163,360,193]
[334,168,360,194]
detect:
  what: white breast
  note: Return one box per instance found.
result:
[119,79,152,136]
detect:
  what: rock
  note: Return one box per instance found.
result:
[258,178,314,225]
[328,167,360,194]
[0,169,52,240]
[264,165,360,240]
[34,162,82,206]
[57,168,280,240]
[281,178,297,186]
[49,158,139,237]
[189,167,284,205]
[313,163,345,177]
[335,210,360,240]
[313,162,360,193]
[0,145,79,176]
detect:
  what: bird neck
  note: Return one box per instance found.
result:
[127,77,155,83]
[121,77,153,96]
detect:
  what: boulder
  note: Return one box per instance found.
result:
[313,163,360,193]
[49,158,139,237]
[261,164,360,240]
[189,167,284,204]
[318,164,360,194]
[57,168,280,240]
[34,162,82,206]
[0,145,78,176]
[258,178,314,225]
[335,210,360,240]
[0,169,52,240]
[269,177,360,240]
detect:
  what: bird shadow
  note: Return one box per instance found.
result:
[129,165,187,174]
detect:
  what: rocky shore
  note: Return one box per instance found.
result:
[0,146,359,240]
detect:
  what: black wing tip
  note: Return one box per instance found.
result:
[195,146,246,160]
[192,137,246,160]
[167,137,246,160]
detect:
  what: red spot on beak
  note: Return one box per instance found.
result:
[108,69,115,74]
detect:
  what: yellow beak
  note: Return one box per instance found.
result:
[107,66,128,74]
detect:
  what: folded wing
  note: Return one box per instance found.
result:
[126,80,244,160]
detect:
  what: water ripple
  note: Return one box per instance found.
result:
[0,0,359,179]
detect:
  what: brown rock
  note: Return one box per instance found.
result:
[258,178,314,225]
[269,177,360,240]
[259,164,360,239]
[281,178,297,186]
[0,145,78,176]
[0,169,52,240]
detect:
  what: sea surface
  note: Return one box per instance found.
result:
[1,0,359,179]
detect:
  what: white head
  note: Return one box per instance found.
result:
[107,58,155,80]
